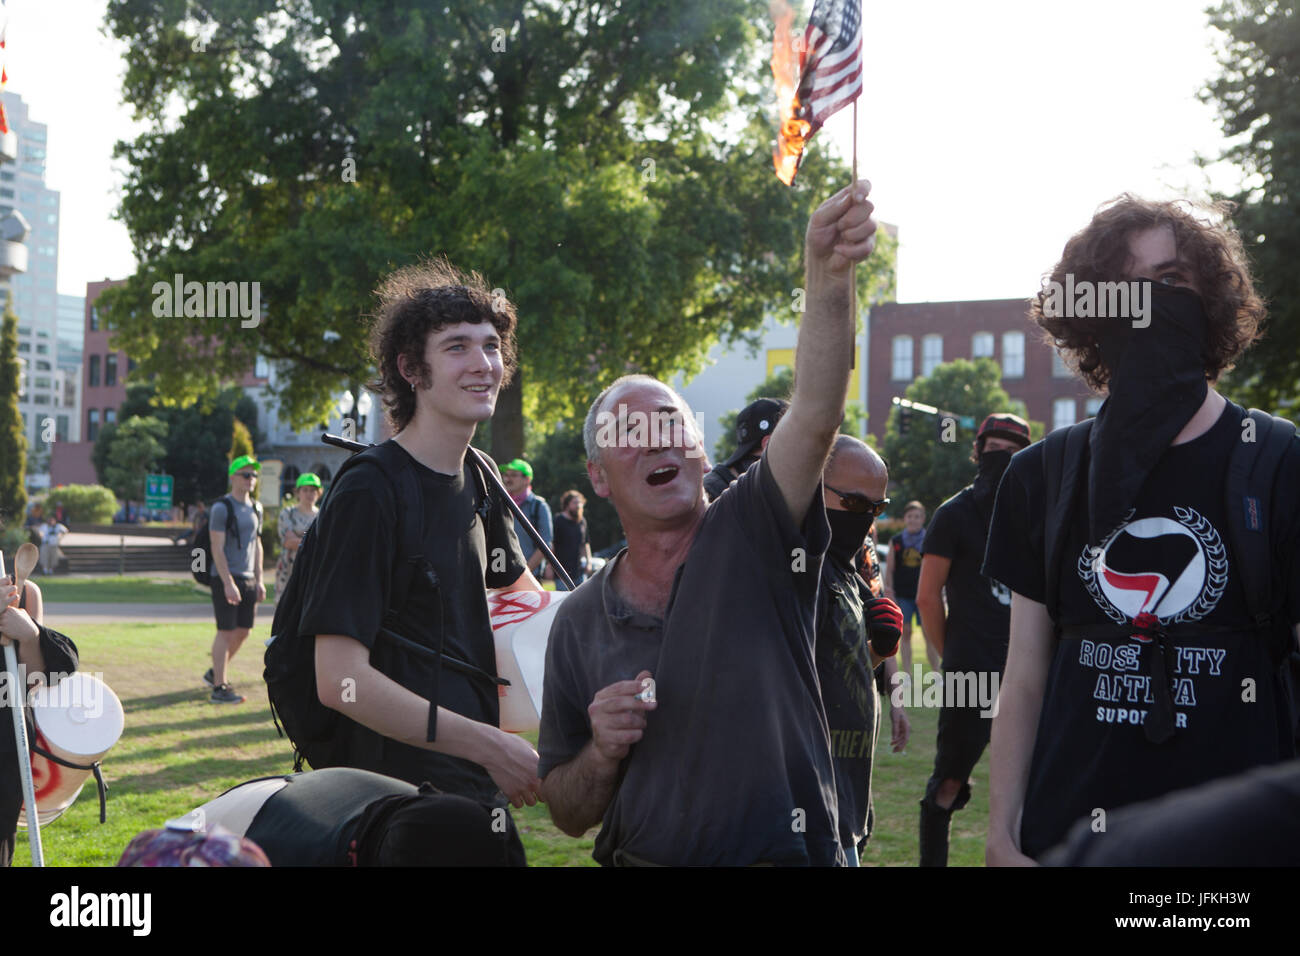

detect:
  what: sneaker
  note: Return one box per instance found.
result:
[210,683,245,704]
[202,668,214,689]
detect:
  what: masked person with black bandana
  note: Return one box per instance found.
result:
[984,196,1300,866]
[914,413,1031,866]
[818,435,910,864]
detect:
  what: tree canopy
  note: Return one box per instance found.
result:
[102,0,895,462]
[880,359,1042,515]
[0,307,27,528]
[94,381,266,505]
[1204,0,1300,415]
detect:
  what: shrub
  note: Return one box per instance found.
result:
[45,485,119,524]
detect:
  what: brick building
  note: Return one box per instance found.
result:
[867,298,1101,435]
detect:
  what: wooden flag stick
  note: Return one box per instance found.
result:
[850,99,858,371]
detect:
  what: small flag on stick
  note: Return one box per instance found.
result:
[772,0,864,185]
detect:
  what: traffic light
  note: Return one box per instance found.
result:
[898,406,911,436]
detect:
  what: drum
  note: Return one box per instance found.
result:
[18,673,124,827]
[488,589,569,733]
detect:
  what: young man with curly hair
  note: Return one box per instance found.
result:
[983,196,1300,865]
[293,258,544,865]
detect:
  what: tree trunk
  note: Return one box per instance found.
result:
[492,370,525,464]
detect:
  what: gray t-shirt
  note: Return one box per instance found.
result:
[538,454,839,866]
[209,496,261,579]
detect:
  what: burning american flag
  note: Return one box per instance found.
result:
[772,0,864,185]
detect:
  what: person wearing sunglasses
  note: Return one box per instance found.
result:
[204,454,266,704]
[915,412,1031,866]
[818,434,911,865]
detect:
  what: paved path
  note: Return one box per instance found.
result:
[44,602,238,626]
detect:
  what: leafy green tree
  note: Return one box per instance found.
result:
[229,417,255,464]
[102,0,895,464]
[1203,0,1300,415]
[881,359,1042,514]
[102,416,169,502]
[95,382,266,506]
[0,307,26,528]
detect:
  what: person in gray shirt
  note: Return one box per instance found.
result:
[204,454,265,704]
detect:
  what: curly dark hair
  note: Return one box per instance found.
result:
[1030,195,1265,391]
[368,257,518,432]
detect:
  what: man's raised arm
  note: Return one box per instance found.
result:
[767,181,878,525]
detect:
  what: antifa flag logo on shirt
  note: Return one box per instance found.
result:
[1078,508,1228,628]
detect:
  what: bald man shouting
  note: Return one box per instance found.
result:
[538,181,879,866]
[818,435,910,864]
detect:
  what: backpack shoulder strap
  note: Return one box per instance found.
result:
[1043,419,1093,626]
[466,450,493,524]
[221,494,240,549]
[1224,409,1297,642]
[349,442,429,613]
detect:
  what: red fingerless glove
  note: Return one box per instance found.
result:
[864,596,903,658]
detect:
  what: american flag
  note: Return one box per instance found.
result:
[796,0,863,137]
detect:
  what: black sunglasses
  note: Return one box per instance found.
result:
[825,485,890,517]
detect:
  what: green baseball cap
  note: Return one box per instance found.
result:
[502,458,533,481]
[295,473,322,489]
[228,455,261,477]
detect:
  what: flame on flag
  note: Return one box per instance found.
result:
[771,1,809,186]
[771,0,864,186]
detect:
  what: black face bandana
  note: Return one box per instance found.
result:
[1087,284,1209,545]
[826,508,875,565]
[972,448,1014,514]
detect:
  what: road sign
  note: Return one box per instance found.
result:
[258,459,283,506]
[144,474,173,511]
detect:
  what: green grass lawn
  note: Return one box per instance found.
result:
[33,577,276,604]
[13,624,982,867]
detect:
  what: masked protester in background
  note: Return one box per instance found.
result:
[984,195,1300,866]
[819,435,910,865]
[915,413,1031,866]
[704,398,789,504]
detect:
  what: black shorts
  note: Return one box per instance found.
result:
[924,695,993,811]
[211,577,258,630]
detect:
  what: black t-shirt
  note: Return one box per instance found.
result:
[297,442,528,806]
[1040,758,1300,866]
[890,530,924,599]
[552,513,588,580]
[539,454,840,865]
[702,462,736,503]
[984,400,1300,858]
[243,768,415,866]
[923,488,1012,673]
[817,553,878,850]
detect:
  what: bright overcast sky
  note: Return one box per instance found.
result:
[10,0,1244,304]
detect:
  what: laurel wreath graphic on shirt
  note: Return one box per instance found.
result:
[1170,506,1227,624]
[1076,507,1226,625]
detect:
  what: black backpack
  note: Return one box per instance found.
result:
[1042,407,1300,743]
[191,494,263,585]
[263,441,506,772]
